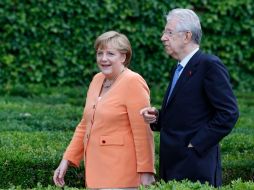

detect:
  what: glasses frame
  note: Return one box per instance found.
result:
[162,30,190,37]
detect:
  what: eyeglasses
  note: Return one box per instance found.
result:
[162,30,188,37]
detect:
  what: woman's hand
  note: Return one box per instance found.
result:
[140,172,155,186]
[53,159,69,187]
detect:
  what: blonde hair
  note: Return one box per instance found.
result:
[94,31,132,66]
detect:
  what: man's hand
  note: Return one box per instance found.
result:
[140,107,158,124]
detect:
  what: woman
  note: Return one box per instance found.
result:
[53,31,155,190]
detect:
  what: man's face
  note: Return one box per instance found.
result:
[161,18,185,60]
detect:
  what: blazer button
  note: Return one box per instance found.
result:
[102,140,106,144]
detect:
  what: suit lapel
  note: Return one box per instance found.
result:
[165,50,202,107]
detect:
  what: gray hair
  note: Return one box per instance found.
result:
[166,8,202,45]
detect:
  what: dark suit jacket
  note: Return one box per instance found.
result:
[151,50,239,187]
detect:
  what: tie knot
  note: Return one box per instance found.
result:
[176,64,183,72]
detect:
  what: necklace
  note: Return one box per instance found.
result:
[103,79,114,88]
[103,68,126,89]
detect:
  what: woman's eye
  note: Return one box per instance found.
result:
[108,52,114,56]
[97,52,103,56]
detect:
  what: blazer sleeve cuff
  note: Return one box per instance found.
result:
[137,167,156,174]
[63,154,80,167]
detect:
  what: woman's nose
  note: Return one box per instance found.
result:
[101,53,107,61]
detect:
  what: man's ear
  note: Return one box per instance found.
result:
[184,31,192,43]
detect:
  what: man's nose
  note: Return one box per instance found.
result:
[161,34,167,41]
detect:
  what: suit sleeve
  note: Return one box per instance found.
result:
[150,109,162,131]
[190,58,239,156]
[63,74,101,166]
[63,113,86,167]
[125,74,155,173]
[62,76,98,166]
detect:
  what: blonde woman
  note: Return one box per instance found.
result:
[53,31,155,190]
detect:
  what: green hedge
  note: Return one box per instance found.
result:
[0,131,84,188]
[0,124,253,188]
[0,0,254,90]
[221,132,254,183]
[0,100,81,132]
[1,86,254,188]
[140,179,254,190]
[4,179,254,190]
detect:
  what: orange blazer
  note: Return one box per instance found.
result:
[63,68,155,189]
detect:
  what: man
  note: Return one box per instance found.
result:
[140,8,239,187]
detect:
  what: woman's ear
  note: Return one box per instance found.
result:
[120,53,127,64]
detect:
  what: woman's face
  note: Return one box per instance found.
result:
[96,43,126,79]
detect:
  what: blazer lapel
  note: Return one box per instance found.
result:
[166,50,201,107]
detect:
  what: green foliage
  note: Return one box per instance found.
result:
[4,179,254,189]
[0,131,85,188]
[0,85,84,132]
[221,131,254,182]
[218,92,254,183]
[141,179,254,190]
[0,85,86,188]
[0,86,254,188]
[0,0,253,91]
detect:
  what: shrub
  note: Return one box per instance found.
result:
[1,87,254,188]
[0,131,84,188]
[0,0,253,90]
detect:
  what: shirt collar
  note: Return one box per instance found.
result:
[179,48,199,68]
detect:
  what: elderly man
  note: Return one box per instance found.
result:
[140,8,239,187]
